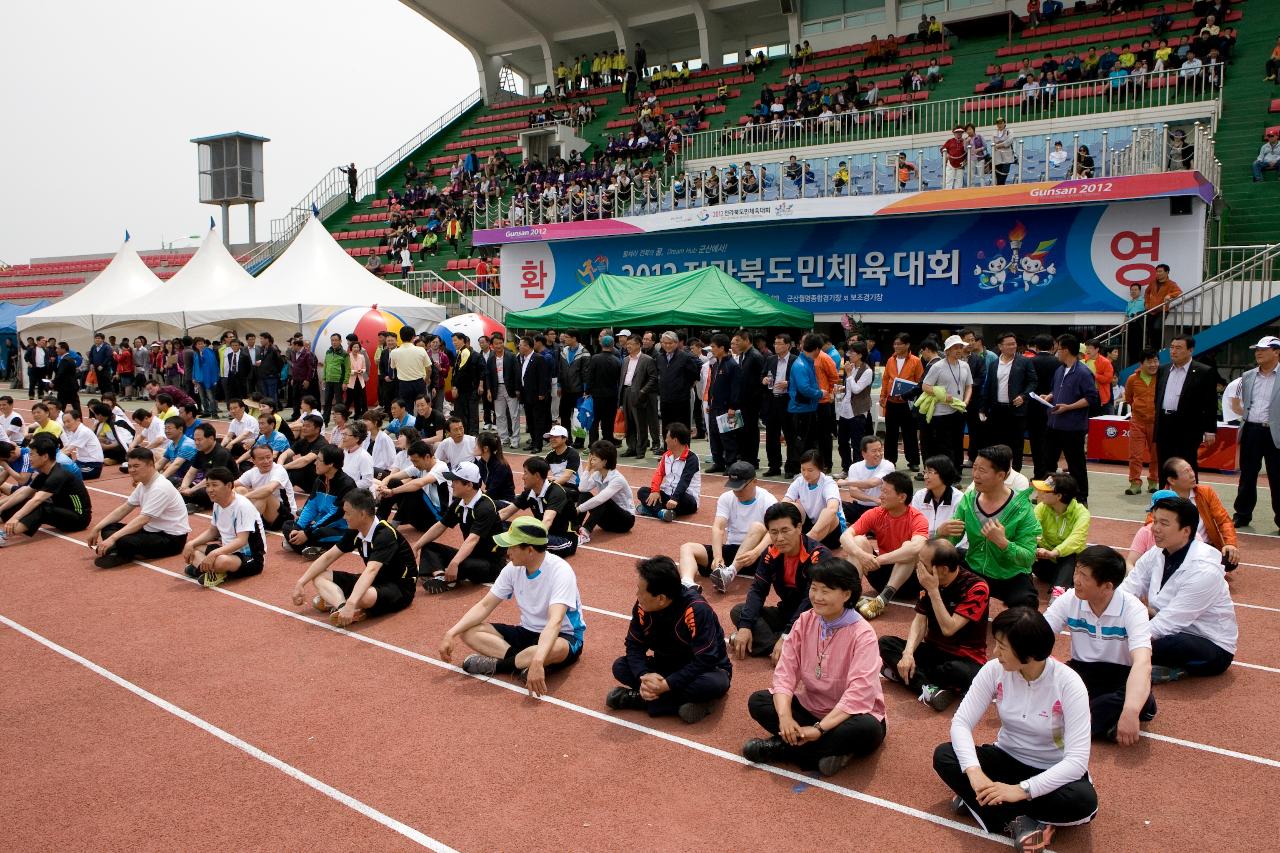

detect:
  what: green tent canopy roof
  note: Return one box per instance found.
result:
[504,267,813,330]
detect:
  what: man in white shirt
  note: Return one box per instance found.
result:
[435,416,478,484]
[439,516,585,697]
[839,435,895,523]
[0,396,25,444]
[60,409,105,480]
[88,447,191,568]
[678,461,775,593]
[128,408,169,466]
[1120,495,1237,682]
[1044,545,1155,744]
[782,449,847,550]
[1232,336,1280,530]
[222,398,260,451]
[181,466,267,588]
[236,443,298,530]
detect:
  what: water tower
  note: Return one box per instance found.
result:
[191,132,269,247]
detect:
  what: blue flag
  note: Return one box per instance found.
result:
[124,229,131,242]
[311,202,321,217]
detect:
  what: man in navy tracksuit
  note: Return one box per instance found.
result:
[706,333,742,472]
[607,555,732,723]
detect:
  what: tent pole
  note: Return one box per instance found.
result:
[297,304,304,339]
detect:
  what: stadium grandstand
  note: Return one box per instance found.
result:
[6,2,1280,852]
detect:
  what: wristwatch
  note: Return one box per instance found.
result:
[1019,780,1032,797]
[812,721,825,736]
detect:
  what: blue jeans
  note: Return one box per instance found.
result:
[259,375,279,405]
[1253,160,1279,181]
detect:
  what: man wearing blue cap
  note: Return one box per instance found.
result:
[439,515,585,697]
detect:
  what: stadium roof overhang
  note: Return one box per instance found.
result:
[402,0,790,95]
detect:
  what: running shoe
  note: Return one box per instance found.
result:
[311,595,332,613]
[741,736,788,764]
[1150,665,1188,684]
[658,509,674,522]
[93,553,128,569]
[817,754,852,777]
[201,572,227,589]
[710,564,736,593]
[856,595,885,619]
[605,686,647,711]
[183,563,201,579]
[881,663,903,684]
[301,546,325,559]
[1006,815,1054,852]
[421,572,457,594]
[462,654,499,676]
[919,684,958,712]
[576,528,591,546]
[677,701,715,724]
[0,530,9,548]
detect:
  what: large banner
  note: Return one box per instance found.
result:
[499,196,1206,317]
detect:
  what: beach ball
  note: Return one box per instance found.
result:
[313,305,406,406]
[432,312,505,355]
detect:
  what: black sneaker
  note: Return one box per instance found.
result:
[94,553,128,569]
[1006,815,1054,852]
[817,753,852,777]
[762,468,781,477]
[462,654,499,676]
[183,564,201,579]
[677,701,715,724]
[605,686,648,711]
[1150,665,1188,684]
[301,546,325,559]
[742,735,788,764]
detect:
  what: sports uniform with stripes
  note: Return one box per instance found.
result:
[210,493,267,577]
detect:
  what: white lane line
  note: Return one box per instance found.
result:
[1138,731,1280,769]
[28,531,1012,848]
[0,614,458,852]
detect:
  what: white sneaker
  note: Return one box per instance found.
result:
[577,529,591,546]
[710,564,736,593]
[0,529,9,547]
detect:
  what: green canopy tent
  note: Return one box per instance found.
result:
[504,267,813,329]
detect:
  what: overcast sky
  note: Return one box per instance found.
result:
[0,0,476,264]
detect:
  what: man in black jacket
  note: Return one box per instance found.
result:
[656,331,700,440]
[450,333,482,435]
[223,338,253,404]
[485,333,523,449]
[52,342,80,415]
[585,336,622,445]
[764,334,799,477]
[557,331,589,448]
[607,555,732,723]
[732,330,766,470]
[621,337,659,459]
[1027,333,1061,480]
[515,335,551,452]
[706,333,742,473]
[1153,334,1218,474]
[981,332,1038,472]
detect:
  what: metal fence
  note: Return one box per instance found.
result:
[677,64,1222,164]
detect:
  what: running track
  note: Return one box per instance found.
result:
[3,400,1277,850]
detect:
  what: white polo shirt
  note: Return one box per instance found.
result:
[784,473,847,530]
[62,422,104,465]
[716,486,778,546]
[1043,589,1152,667]
[237,463,298,516]
[847,458,895,507]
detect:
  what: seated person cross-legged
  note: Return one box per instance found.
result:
[413,460,508,593]
[282,445,356,559]
[290,488,417,626]
[636,423,701,522]
[607,555,732,723]
[0,435,93,546]
[677,461,773,594]
[500,456,579,556]
[742,557,887,778]
[439,516,585,698]
[575,440,637,544]
[878,538,989,712]
[235,443,298,531]
[933,608,1099,853]
[181,466,268,589]
[1119,495,1238,683]
[1030,473,1091,601]
[1044,545,1156,742]
[839,470,928,619]
[782,450,847,551]
[728,502,832,662]
[88,447,191,568]
[373,438,448,532]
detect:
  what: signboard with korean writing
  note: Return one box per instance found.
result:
[498,197,1205,317]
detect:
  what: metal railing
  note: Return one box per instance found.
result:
[240,88,484,274]
[1097,244,1280,366]
[473,120,1217,230]
[394,269,505,322]
[677,64,1222,164]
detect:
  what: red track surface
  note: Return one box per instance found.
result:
[3,401,1278,850]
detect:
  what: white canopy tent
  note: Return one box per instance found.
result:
[18,235,163,344]
[92,223,253,335]
[177,215,445,335]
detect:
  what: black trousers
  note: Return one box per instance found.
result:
[748,691,886,765]
[99,522,187,561]
[1027,406,1050,479]
[577,494,635,534]
[378,378,395,412]
[1233,422,1280,526]
[738,402,762,469]
[986,404,1027,471]
[837,414,871,474]
[589,393,618,445]
[1032,553,1078,592]
[976,570,1039,609]
[965,406,985,463]
[728,603,788,656]
[878,635,983,693]
[636,488,698,518]
[1155,412,1204,475]
[455,392,479,436]
[812,403,835,472]
[1044,427,1089,501]
[660,396,691,440]
[1,502,91,536]
[559,390,581,434]
[611,656,731,716]
[377,491,441,532]
[933,742,1098,832]
[764,395,798,474]
[930,412,966,470]
[1151,632,1233,677]
[1067,659,1156,738]
[418,542,503,584]
[708,411,739,468]
[323,381,343,423]
[883,401,920,467]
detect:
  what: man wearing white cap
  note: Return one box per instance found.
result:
[1233,335,1280,531]
[921,335,972,470]
[412,460,507,593]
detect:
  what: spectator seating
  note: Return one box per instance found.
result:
[985,39,1189,77]
[1019,3,1195,39]
[996,10,1241,58]
[1269,99,1280,113]
[475,97,609,125]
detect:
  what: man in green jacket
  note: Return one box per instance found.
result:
[941,444,1040,608]
[321,333,350,425]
